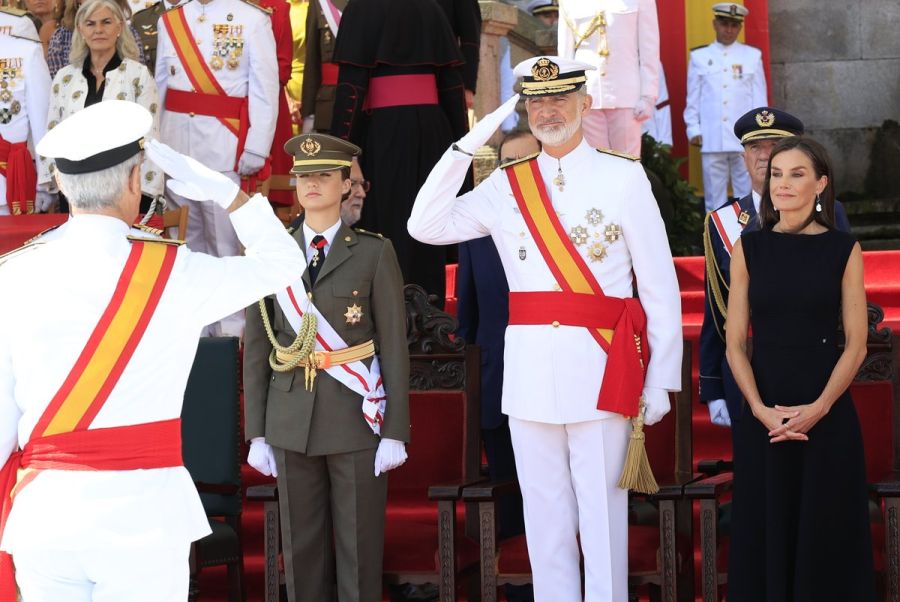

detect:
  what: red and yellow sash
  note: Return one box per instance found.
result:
[0,241,180,601]
[504,159,649,417]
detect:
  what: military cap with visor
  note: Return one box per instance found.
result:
[526,0,558,16]
[513,55,595,97]
[36,100,151,174]
[712,3,748,22]
[284,133,361,175]
[733,106,804,145]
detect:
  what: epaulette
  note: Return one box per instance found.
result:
[9,33,40,43]
[500,151,541,169]
[596,148,640,162]
[690,44,710,52]
[353,228,383,239]
[0,6,27,16]
[133,2,163,19]
[135,223,164,237]
[238,0,273,14]
[23,224,62,245]
[0,241,43,267]
[127,235,185,246]
[286,215,304,234]
[161,0,190,14]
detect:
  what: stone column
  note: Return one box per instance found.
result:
[475,1,518,147]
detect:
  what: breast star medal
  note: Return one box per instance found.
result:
[344,303,363,325]
[569,225,588,246]
[586,208,604,226]
[587,241,607,263]
[604,223,621,243]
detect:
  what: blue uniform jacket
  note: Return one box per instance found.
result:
[456,236,509,430]
[699,195,851,421]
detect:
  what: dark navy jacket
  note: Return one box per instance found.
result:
[456,236,509,430]
[699,194,851,422]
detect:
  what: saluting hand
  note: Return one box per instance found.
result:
[455,94,521,155]
[146,140,239,209]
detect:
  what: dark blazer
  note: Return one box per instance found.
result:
[699,194,851,421]
[300,0,345,131]
[132,1,166,75]
[244,222,410,455]
[456,236,509,430]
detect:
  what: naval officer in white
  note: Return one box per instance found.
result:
[684,2,767,212]
[155,0,278,335]
[409,56,682,601]
[557,0,659,157]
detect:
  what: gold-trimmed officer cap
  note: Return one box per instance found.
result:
[513,55,595,97]
[712,3,748,22]
[733,106,804,145]
[36,100,151,174]
[526,0,558,16]
[284,133,361,175]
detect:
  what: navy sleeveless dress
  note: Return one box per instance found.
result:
[727,228,875,601]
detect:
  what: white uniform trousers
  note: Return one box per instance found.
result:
[700,152,751,213]
[14,545,189,602]
[166,170,245,337]
[509,415,631,602]
[581,108,642,156]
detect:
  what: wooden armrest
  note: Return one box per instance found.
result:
[872,471,900,497]
[683,472,734,499]
[462,478,521,501]
[246,483,278,502]
[195,481,240,495]
[698,459,733,476]
[427,479,486,501]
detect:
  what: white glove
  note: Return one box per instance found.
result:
[374,438,407,476]
[455,93,520,155]
[35,190,58,213]
[247,437,278,477]
[146,139,239,209]
[302,115,315,134]
[707,398,732,427]
[633,96,654,122]
[237,149,267,177]
[642,387,671,426]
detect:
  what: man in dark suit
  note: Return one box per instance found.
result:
[243,133,410,602]
[455,131,540,602]
[700,107,851,429]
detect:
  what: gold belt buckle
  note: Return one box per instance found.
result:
[315,351,332,369]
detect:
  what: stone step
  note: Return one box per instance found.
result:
[860,239,900,251]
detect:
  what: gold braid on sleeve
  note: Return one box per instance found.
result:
[703,213,730,331]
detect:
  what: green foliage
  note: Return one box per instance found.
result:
[641,134,705,256]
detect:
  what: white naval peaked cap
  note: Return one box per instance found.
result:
[36,100,152,174]
[711,3,749,21]
[512,55,595,97]
[525,0,558,15]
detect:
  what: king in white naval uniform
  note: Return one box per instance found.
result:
[0,101,304,601]
[155,0,278,335]
[684,2,767,212]
[0,7,40,41]
[409,57,682,602]
[557,0,659,157]
[0,33,53,216]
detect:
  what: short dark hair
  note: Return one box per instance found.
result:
[498,131,541,164]
[759,136,836,232]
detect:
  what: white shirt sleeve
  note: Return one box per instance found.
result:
[683,52,702,141]
[637,0,660,103]
[244,13,279,157]
[26,42,51,188]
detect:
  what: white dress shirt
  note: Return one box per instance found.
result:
[302,217,342,264]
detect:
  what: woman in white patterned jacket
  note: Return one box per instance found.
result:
[41,0,161,213]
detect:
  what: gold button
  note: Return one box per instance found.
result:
[344,236,351,242]
[189,112,195,117]
[552,320,560,328]
[352,290,359,296]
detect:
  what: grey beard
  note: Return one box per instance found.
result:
[532,115,581,147]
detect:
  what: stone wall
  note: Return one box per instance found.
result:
[769,0,900,194]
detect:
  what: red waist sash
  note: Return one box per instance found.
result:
[0,134,37,215]
[165,88,250,172]
[365,74,438,109]
[321,62,339,86]
[508,291,649,416]
[0,419,183,600]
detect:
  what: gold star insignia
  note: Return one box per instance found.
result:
[569,225,589,246]
[344,303,363,325]
[604,223,621,243]
[587,241,607,263]
[586,208,604,225]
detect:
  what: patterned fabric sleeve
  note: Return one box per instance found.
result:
[46,27,72,80]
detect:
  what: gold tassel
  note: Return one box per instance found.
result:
[617,395,659,495]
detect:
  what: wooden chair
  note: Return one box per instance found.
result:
[181,336,245,602]
[685,302,900,601]
[163,205,189,241]
[246,284,483,602]
[462,340,698,602]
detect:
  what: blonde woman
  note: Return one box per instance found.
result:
[42,0,161,211]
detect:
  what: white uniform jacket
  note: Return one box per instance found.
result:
[0,35,50,204]
[558,0,659,110]
[642,59,671,146]
[0,194,304,552]
[0,12,39,41]
[155,0,278,172]
[42,58,164,197]
[684,41,767,153]
[409,140,682,424]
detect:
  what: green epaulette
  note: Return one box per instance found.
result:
[161,0,191,14]
[500,151,541,169]
[127,235,185,246]
[596,148,640,162]
[239,0,273,14]
[135,223,165,237]
[353,228,384,239]
[22,224,62,245]
[0,6,27,16]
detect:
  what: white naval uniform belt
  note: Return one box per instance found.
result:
[275,281,386,434]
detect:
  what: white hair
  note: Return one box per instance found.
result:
[55,154,142,211]
[69,0,139,67]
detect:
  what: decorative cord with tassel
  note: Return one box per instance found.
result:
[617,395,659,495]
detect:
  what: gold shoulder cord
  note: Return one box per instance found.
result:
[258,299,318,382]
[702,214,729,340]
[563,10,608,55]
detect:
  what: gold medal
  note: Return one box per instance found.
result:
[210,55,224,70]
[227,56,239,70]
[587,241,607,263]
[344,303,363,325]
[0,89,10,102]
[738,210,750,226]
[197,13,206,22]
[604,223,621,243]
[586,208,604,225]
[569,225,588,246]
